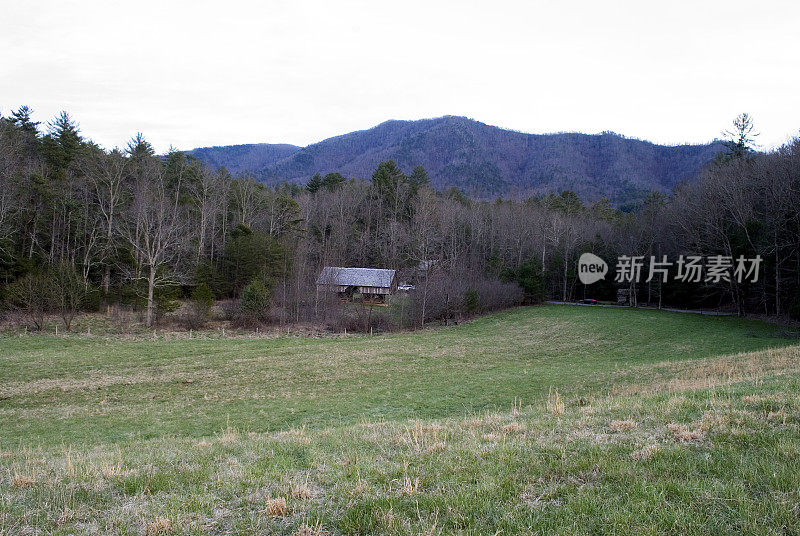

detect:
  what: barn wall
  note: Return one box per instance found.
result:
[316,284,392,295]
[359,286,390,295]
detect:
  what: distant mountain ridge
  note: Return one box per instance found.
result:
[188,116,724,204]
[189,143,300,175]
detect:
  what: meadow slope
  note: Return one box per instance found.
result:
[1,305,799,534]
[0,305,794,448]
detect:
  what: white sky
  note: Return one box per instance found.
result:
[3,0,799,153]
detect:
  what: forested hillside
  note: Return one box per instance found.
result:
[189,143,299,175]
[1,107,798,333]
[191,116,724,204]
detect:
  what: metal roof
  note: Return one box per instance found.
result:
[316,267,396,288]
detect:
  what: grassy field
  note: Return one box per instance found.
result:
[1,305,799,534]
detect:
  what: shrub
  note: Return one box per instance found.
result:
[116,280,181,324]
[184,283,214,329]
[464,289,479,314]
[238,279,272,326]
[218,298,240,321]
[51,262,90,331]
[407,269,523,328]
[504,258,546,304]
[475,278,524,312]
[327,306,396,333]
[4,271,56,330]
[155,286,181,323]
[83,287,104,312]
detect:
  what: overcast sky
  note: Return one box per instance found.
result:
[3,0,799,153]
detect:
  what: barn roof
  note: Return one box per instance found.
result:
[316,267,396,288]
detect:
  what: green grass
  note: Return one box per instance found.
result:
[0,305,793,448]
[1,305,799,534]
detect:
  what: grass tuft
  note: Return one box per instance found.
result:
[666,422,705,442]
[547,388,565,415]
[10,474,36,488]
[144,517,173,535]
[266,496,288,517]
[216,423,239,443]
[502,421,525,433]
[630,444,660,461]
[292,482,313,500]
[609,419,637,433]
[293,520,327,536]
[399,475,420,496]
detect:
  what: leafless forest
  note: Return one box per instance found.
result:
[1,109,799,332]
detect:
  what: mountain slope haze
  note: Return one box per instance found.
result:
[190,116,723,203]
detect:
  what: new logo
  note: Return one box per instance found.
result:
[578,253,608,285]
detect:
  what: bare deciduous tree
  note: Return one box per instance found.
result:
[121,158,188,327]
[85,149,129,292]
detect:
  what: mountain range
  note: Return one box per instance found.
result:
[188,116,724,204]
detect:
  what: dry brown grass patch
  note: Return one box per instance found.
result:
[399,475,420,496]
[265,497,288,517]
[293,521,327,536]
[547,388,565,416]
[292,483,313,500]
[767,408,789,423]
[511,397,523,416]
[216,425,239,443]
[630,444,660,461]
[697,410,731,431]
[425,441,447,454]
[397,422,447,453]
[465,413,503,429]
[98,461,126,478]
[145,517,173,535]
[10,474,36,488]
[667,423,705,442]
[281,434,311,445]
[502,421,525,434]
[613,345,800,397]
[465,417,485,428]
[609,419,637,433]
[278,426,307,439]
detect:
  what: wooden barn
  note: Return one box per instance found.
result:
[316,267,398,301]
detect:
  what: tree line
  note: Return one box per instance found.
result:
[1,108,798,332]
